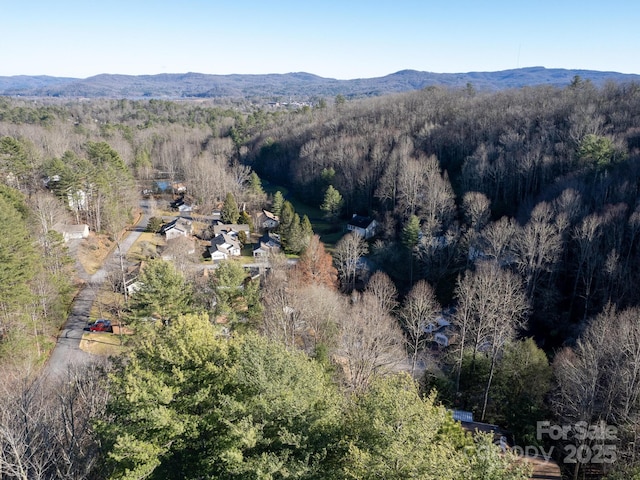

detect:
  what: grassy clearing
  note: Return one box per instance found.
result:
[263,181,345,249]
[127,231,165,262]
[77,210,149,274]
[263,182,289,197]
[80,332,128,356]
[240,243,255,259]
[319,231,345,250]
[78,233,115,275]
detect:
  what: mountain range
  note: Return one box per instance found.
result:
[1,67,638,100]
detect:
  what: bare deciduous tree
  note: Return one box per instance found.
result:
[396,155,424,218]
[421,154,457,234]
[553,305,640,480]
[462,191,491,232]
[293,284,345,355]
[161,236,198,277]
[480,216,518,264]
[453,261,529,420]
[333,233,368,292]
[570,213,604,320]
[553,188,584,226]
[337,292,405,392]
[0,362,109,480]
[28,191,71,238]
[400,280,441,376]
[514,201,562,299]
[260,256,300,350]
[364,271,398,315]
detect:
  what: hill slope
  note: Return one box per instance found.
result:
[1,67,638,99]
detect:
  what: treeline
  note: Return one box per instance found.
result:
[0,180,73,366]
[239,81,640,478]
[0,323,529,480]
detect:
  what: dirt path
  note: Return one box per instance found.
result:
[43,200,150,381]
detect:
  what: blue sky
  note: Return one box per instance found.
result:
[2,0,638,78]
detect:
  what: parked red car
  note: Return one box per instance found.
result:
[88,319,112,332]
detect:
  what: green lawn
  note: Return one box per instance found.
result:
[263,180,345,248]
[262,181,289,197]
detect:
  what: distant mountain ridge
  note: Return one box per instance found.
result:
[1,67,638,99]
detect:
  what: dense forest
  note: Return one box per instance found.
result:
[1,78,640,478]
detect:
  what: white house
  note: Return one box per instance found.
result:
[55,224,90,242]
[423,323,436,334]
[435,315,451,328]
[209,233,242,262]
[209,248,229,262]
[347,214,377,239]
[161,218,193,241]
[178,203,193,214]
[126,280,143,296]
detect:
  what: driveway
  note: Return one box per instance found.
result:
[43,200,151,381]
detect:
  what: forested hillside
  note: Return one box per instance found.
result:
[1,78,640,478]
[1,67,639,99]
[248,79,640,340]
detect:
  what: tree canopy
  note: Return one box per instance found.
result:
[101,315,529,480]
[0,192,36,356]
[128,259,191,323]
[100,315,343,480]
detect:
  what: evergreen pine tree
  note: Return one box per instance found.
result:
[0,193,36,352]
[239,210,253,230]
[286,214,303,254]
[301,214,314,247]
[221,192,240,224]
[320,185,344,222]
[278,200,295,236]
[129,259,191,323]
[249,172,265,195]
[402,215,421,249]
[272,190,285,218]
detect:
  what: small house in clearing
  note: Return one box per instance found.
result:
[55,224,90,242]
[115,262,145,296]
[170,195,195,215]
[256,209,280,231]
[161,218,193,241]
[347,214,377,239]
[178,203,194,215]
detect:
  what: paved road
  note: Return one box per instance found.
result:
[43,200,151,381]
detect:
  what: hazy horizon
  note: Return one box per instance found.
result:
[3,65,637,82]
[3,0,639,79]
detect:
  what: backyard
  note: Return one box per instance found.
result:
[262,181,344,249]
